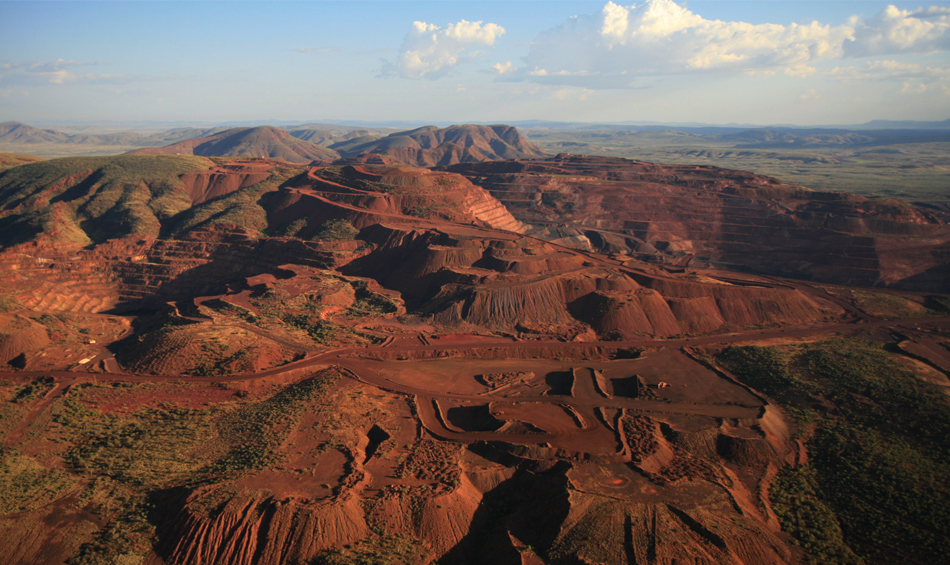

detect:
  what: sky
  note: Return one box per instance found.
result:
[1,0,950,126]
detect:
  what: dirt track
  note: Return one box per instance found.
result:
[5,311,947,455]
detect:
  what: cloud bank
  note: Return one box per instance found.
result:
[845,5,950,57]
[496,0,950,88]
[383,19,505,79]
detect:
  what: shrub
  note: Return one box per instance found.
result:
[312,219,358,241]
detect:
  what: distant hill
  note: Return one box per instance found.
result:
[856,119,950,130]
[128,126,340,162]
[0,122,72,144]
[286,126,381,147]
[721,129,875,147]
[134,127,229,146]
[0,121,225,147]
[335,124,549,166]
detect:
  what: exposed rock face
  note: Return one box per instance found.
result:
[336,124,549,167]
[129,126,340,162]
[447,154,950,292]
[179,162,274,206]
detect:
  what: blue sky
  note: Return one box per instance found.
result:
[1,1,949,126]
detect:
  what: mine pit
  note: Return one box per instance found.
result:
[444,403,504,433]
[363,423,391,462]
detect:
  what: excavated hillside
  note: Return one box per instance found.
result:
[0,157,531,316]
[129,126,340,163]
[337,124,549,167]
[447,154,950,292]
[1,153,949,565]
[341,222,841,338]
[0,155,835,338]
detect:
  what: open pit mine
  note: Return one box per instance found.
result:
[0,127,949,565]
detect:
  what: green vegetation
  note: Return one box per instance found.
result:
[770,466,862,565]
[0,294,20,312]
[311,531,430,565]
[65,407,218,488]
[348,280,397,317]
[167,166,302,236]
[312,167,403,194]
[12,376,55,403]
[66,499,154,565]
[924,295,950,314]
[717,338,950,564]
[0,155,212,246]
[276,217,308,238]
[213,373,338,473]
[0,450,73,514]
[282,314,343,344]
[405,205,432,218]
[850,290,927,319]
[0,374,346,564]
[312,218,359,241]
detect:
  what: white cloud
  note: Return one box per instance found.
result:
[504,0,851,88]
[844,5,950,57]
[382,19,505,79]
[798,88,821,102]
[492,61,515,75]
[827,60,950,82]
[0,59,121,85]
[502,0,950,89]
[785,64,817,78]
[552,87,594,101]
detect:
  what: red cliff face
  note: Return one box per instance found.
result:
[447,154,950,292]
